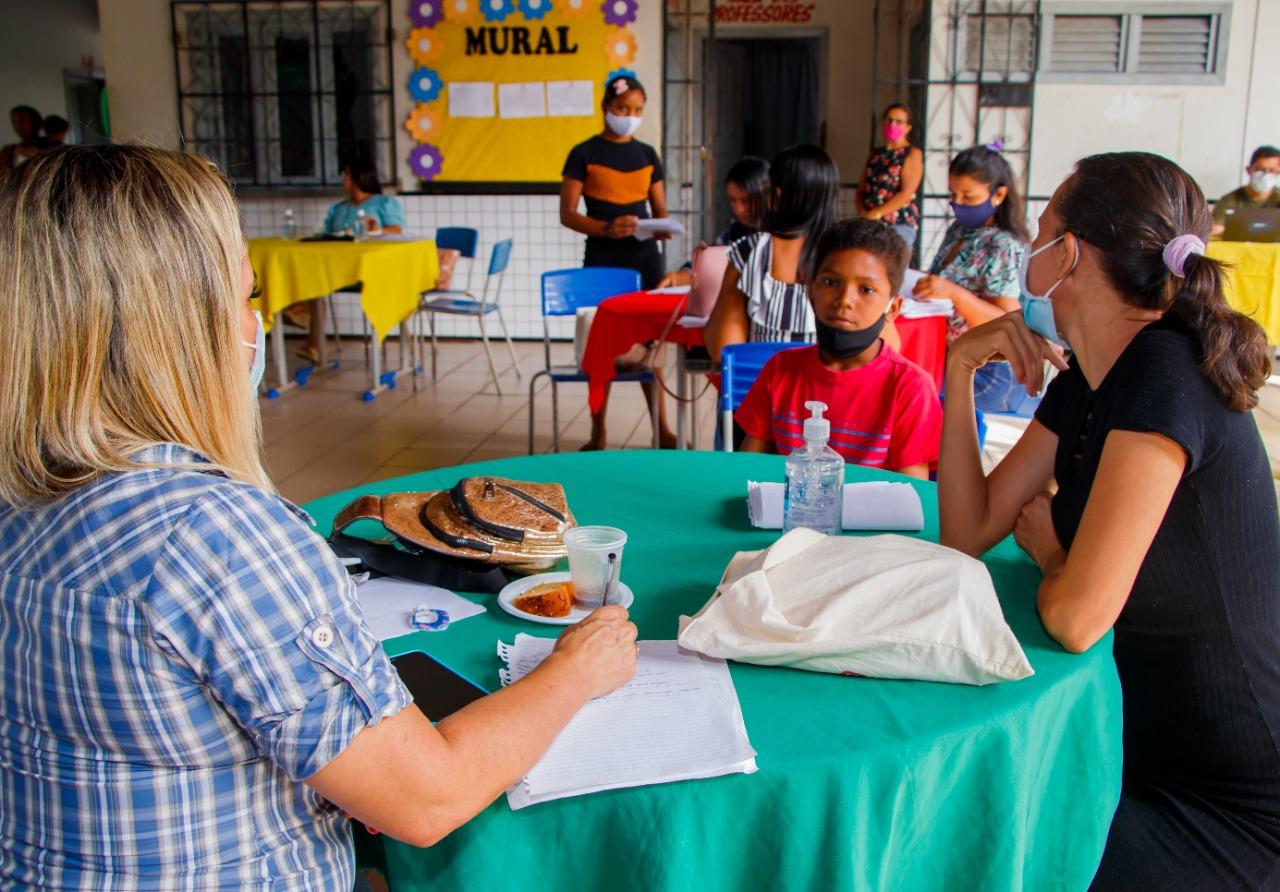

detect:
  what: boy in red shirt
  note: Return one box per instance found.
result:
[737,218,942,478]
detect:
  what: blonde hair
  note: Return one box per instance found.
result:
[0,145,272,508]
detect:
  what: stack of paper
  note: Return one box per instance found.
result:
[747,480,925,531]
[898,268,954,319]
[498,634,756,809]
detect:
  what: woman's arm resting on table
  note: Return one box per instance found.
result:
[938,314,1066,555]
[895,463,929,480]
[1018,430,1185,653]
[704,266,749,363]
[305,607,636,847]
[739,435,773,454]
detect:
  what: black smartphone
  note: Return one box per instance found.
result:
[390,650,488,722]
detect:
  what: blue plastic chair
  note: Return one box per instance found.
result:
[414,238,519,394]
[434,226,480,292]
[527,267,653,454]
[719,342,805,452]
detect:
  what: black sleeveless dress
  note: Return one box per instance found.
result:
[1034,315,1280,890]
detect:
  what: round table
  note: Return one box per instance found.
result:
[305,451,1122,892]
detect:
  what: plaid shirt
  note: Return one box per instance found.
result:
[0,444,412,890]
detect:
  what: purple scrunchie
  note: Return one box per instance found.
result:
[1162,234,1205,278]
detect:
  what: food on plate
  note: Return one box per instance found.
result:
[513,581,574,618]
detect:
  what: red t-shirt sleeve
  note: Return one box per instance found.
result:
[886,365,943,470]
[733,354,778,445]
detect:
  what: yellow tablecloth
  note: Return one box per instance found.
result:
[1206,241,1280,345]
[248,238,439,342]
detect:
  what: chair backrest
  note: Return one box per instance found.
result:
[540,267,641,317]
[720,342,804,414]
[687,246,730,318]
[436,226,479,258]
[488,238,513,275]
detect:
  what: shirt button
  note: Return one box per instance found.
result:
[311,625,335,649]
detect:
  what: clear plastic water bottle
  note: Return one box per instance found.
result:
[353,209,367,241]
[783,401,845,536]
[281,208,297,239]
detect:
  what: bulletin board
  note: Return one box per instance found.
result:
[403,0,641,184]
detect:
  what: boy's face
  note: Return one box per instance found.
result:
[809,247,902,330]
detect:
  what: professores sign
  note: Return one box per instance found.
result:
[404,0,639,183]
[716,0,815,24]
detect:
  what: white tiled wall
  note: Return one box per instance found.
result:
[239,186,866,340]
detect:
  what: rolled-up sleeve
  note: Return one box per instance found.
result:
[144,485,412,781]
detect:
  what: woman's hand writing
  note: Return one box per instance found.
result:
[549,605,637,699]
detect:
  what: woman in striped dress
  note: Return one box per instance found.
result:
[704,144,839,361]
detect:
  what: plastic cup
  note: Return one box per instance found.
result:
[563,526,627,609]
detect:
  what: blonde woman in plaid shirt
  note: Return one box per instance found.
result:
[0,145,637,890]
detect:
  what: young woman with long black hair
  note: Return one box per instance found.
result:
[938,152,1279,890]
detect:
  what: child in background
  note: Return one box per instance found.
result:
[737,219,942,478]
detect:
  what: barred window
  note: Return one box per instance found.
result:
[172,0,395,187]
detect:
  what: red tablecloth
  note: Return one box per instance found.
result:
[581,292,950,414]
[582,291,706,414]
[895,315,947,389]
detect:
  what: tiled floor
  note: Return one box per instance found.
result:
[260,336,1280,506]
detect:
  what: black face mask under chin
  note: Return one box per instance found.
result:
[814,314,887,360]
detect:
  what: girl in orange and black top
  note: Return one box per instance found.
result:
[560,75,669,289]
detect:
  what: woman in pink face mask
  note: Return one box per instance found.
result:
[858,103,924,251]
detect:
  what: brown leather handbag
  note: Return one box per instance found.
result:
[331,476,576,573]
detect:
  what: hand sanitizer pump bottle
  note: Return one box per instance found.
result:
[782,400,844,535]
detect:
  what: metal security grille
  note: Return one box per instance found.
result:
[1136,15,1215,75]
[1048,14,1123,73]
[172,0,395,187]
[662,0,717,263]
[1041,6,1227,82]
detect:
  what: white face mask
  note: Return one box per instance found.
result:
[243,310,266,395]
[1248,170,1279,193]
[605,112,642,138]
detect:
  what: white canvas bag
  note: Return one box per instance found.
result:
[678,528,1034,685]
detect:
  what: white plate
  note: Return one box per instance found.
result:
[498,571,634,626]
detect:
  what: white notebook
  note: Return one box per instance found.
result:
[498,634,757,810]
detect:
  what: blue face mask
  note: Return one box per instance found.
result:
[951,199,995,230]
[1019,235,1077,348]
[243,311,266,395]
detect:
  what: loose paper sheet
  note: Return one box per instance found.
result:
[499,635,756,809]
[448,82,496,119]
[747,481,925,531]
[546,80,595,117]
[498,82,546,119]
[633,218,687,241]
[357,576,486,641]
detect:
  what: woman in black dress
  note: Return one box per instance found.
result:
[937,152,1279,889]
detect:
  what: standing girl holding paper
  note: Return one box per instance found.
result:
[560,75,670,289]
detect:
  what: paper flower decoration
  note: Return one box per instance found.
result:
[518,0,551,20]
[404,105,443,143]
[481,0,514,22]
[410,144,444,181]
[560,0,589,15]
[604,27,637,66]
[443,0,479,24]
[601,0,637,27]
[408,0,444,27]
[408,67,444,103]
[606,67,637,89]
[406,28,442,64]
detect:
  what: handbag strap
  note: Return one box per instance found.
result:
[328,532,508,593]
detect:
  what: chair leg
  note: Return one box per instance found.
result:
[477,312,502,395]
[327,294,341,358]
[411,313,420,394]
[551,378,561,453]
[721,409,734,453]
[429,312,438,382]
[496,309,522,378]
[650,375,660,449]
[527,370,548,455]
[362,315,371,368]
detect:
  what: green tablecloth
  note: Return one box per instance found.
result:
[304,451,1122,892]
